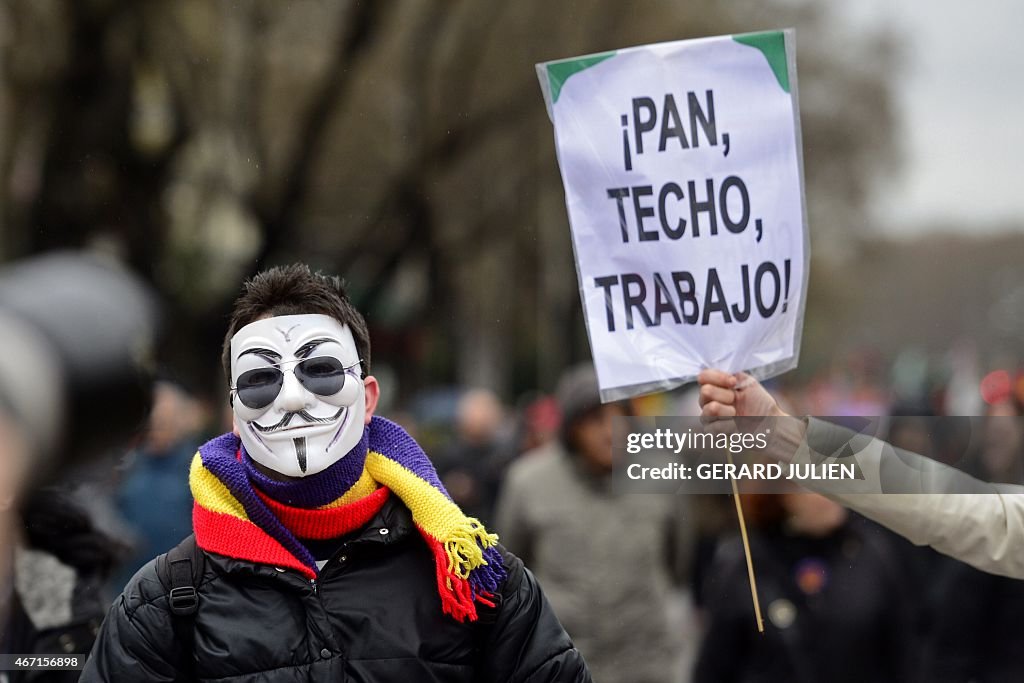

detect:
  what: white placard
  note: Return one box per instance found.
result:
[538,30,809,401]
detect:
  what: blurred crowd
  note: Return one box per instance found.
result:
[7,343,1020,682]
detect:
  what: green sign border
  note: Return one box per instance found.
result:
[546,51,617,104]
[733,30,790,93]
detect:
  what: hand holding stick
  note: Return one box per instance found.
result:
[698,369,783,633]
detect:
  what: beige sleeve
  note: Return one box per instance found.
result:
[795,417,1024,579]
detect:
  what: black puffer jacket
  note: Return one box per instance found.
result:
[81,497,590,682]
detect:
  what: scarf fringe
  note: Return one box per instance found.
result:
[420,518,505,622]
[444,518,498,578]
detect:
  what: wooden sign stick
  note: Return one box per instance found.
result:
[728,452,764,633]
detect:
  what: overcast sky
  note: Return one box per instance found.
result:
[839,1,1024,234]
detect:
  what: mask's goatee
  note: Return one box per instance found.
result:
[293,437,307,473]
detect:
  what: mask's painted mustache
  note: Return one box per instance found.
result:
[252,407,345,434]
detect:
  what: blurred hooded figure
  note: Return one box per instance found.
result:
[0,253,155,682]
[496,364,694,683]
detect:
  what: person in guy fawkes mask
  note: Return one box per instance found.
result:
[82,264,590,682]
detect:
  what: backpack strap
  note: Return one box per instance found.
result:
[159,534,203,615]
[156,534,204,673]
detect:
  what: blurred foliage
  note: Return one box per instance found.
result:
[0,0,902,402]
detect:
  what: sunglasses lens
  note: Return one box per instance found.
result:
[236,368,284,409]
[295,357,348,396]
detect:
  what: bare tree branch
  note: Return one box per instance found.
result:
[252,0,388,267]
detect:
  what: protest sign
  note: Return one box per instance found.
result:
[538,30,809,401]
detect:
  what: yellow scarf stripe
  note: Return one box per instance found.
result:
[365,451,464,536]
[190,453,250,521]
[365,450,499,579]
[319,469,378,508]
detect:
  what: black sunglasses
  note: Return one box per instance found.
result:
[231,357,362,410]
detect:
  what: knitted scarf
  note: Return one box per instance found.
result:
[189,415,505,622]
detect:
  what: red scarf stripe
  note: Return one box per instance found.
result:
[192,504,315,579]
[420,526,478,622]
[253,486,391,540]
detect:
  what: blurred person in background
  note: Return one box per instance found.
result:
[2,476,121,682]
[975,395,1024,485]
[883,409,941,674]
[0,253,156,682]
[496,364,693,683]
[916,395,1024,683]
[0,399,110,683]
[437,388,509,525]
[83,264,590,682]
[517,395,562,455]
[695,490,915,683]
[108,379,205,593]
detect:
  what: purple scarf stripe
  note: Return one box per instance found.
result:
[470,546,507,596]
[243,429,370,508]
[368,417,452,500]
[199,433,319,573]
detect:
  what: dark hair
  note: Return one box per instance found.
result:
[221,264,371,384]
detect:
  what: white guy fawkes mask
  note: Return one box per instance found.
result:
[230,314,365,477]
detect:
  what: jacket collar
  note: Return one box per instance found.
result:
[347,493,414,546]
